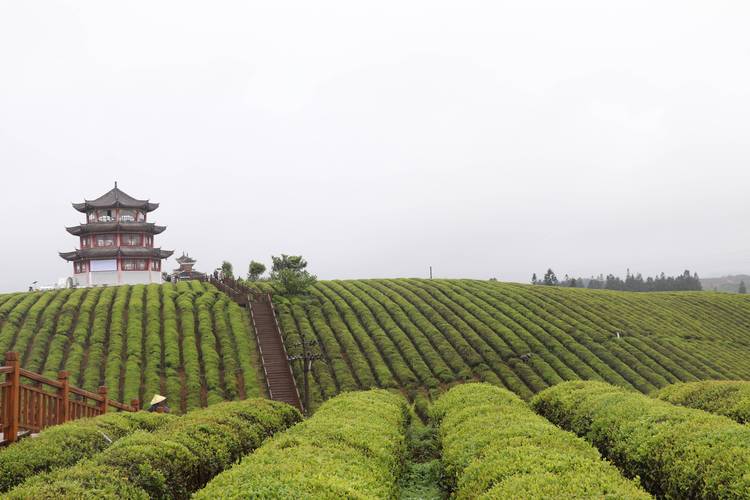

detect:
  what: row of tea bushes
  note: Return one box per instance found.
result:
[431,383,650,498]
[0,411,174,492]
[7,399,301,499]
[532,381,750,498]
[194,390,409,499]
[653,380,750,424]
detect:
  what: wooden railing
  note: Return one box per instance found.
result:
[0,352,139,445]
[208,275,269,305]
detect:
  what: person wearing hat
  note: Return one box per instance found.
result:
[148,394,170,413]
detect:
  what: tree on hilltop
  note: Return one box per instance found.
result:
[247,261,266,281]
[543,269,558,286]
[270,254,316,294]
[271,255,308,273]
[740,281,747,294]
[221,261,234,279]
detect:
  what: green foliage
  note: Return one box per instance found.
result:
[7,398,301,499]
[740,280,747,294]
[532,380,750,498]
[542,268,558,286]
[271,268,317,295]
[653,380,750,424]
[194,390,408,499]
[247,260,266,281]
[0,411,174,492]
[2,276,750,419]
[432,383,649,499]
[220,260,234,279]
[270,254,317,294]
[270,254,308,272]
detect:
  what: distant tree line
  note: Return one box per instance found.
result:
[532,269,703,292]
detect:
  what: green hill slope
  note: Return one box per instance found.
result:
[266,279,750,409]
[0,281,262,412]
[2,279,750,414]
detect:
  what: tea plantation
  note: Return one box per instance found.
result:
[262,279,750,410]
[2,278,750,414]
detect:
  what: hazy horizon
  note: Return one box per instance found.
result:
[2,1,749,293]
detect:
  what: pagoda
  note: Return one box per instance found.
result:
[60,183,174,286]
[171,252,206,281]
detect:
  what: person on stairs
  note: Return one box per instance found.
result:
[147,394,171,413]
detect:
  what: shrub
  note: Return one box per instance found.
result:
[431,383,649,499]
[532,380,750,498]
[7,398,301,499]
[653,380,750,424]
[0,411,174,492]
[194,390,409,499]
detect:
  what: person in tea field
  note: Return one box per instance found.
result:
[147,394,171,413]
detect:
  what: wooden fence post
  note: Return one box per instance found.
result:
[5,352,20,443]
[98,386,108,414]
[57,371,69,424]
[131,399,140,412]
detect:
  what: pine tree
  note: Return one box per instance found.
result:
[543,269,558,286]
[739,281,747,294]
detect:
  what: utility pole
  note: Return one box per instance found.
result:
[429,266,432,279]
[287,334,324,416]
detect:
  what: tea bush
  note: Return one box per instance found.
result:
[653,380,750,424]
[194,390,408,499]
[532,380,750,498]
[431,383,650,499]
[6,398,301,499]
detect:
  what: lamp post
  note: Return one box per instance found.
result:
[287,335,324,416]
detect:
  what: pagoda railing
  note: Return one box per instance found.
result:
[0,352,139,445]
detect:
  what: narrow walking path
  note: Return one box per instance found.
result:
[210,277,302,412]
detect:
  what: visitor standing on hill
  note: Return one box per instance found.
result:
[148,394,170,413]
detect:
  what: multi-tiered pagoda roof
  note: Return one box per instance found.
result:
[72,186,160,212]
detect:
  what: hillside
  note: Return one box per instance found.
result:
[0,281,262,412]
[262,279,750,409]
[701,274,750,293]
[2,279,750,413]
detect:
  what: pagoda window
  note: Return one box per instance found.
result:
[74,261,89,273]
[122,259,148,271]
[151,260,161,271]
[95,234,116,247]
[96,209,114,222]
[122,233,142,246]
[144,235,152,247]
[87,212,97,223]
[81,236,90,248]
[119,209,136,223]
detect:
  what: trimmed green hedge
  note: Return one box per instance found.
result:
[194,390,409,499]
[532,380,750,498]
[431,383,650,499]
[0,411,174,492]
[653,380,750,424]
[7,398,301,499]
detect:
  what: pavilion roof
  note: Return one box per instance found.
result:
[59,247,174,262]
[66,222,167,236]
[72,184,159,213]
[176,253,197,264]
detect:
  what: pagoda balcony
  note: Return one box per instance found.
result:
[66,222,166,236]
[88,215,143,223]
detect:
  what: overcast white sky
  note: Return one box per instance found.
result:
[1,1,749,292]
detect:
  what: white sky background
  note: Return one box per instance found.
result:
[1,1,749,292]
